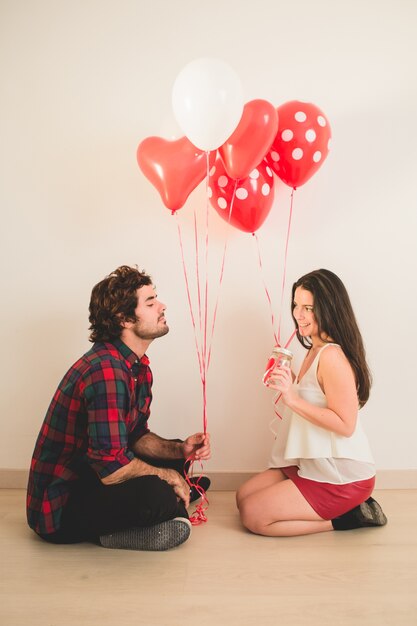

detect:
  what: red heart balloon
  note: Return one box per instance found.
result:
[266,101,331,189]
[209,157,275,233]
[137,136,213,212]
[219,99,279,180]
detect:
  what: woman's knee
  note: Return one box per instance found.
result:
[235,485,245,509]
[235,478,253,508]
[238,499,265,535]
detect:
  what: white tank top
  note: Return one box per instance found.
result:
[269,343,375,484]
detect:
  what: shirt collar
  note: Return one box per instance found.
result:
[106,338,150,368]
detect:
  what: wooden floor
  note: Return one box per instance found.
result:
[1,489,416,626]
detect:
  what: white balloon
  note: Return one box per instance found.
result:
[172,58,244,152]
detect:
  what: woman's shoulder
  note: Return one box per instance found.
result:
[320,342,341,355]
[318,343,351,372]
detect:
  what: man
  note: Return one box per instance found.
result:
[27,265,211,551]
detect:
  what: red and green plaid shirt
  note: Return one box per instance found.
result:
[26,339,152,536]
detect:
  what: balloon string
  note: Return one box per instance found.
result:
[184,458,209,525]
[194,210,203,336]
[284,329,297,349]
[177,214,209,524]
[190,500,208,525]
[181,154,213,525]
[200,151,213,435]
[254,188,295,347]
[202,153,210,379]
[191,199,207,435]
[175,214,204,380]
[277,188,295,345]
[255,189,296,424]
[271,329,297,421]
[207,179,237,370]
[253,232,279,346]
[191,214,208,434]
[193,207,208,435]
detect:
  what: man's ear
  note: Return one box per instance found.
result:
[119,314,136,329]
[117,312,129,329]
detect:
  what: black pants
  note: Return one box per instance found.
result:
[42,452,189,545]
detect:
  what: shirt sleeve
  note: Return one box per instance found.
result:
[128,420,150,446]
[81,360,135,479]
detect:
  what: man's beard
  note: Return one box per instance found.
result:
[132,320,169,340]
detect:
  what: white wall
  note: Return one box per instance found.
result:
[1,0,416,473]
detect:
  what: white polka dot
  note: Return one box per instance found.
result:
[207,186,213,198]
[265,165,273,177]
[292,148,303,160]
[317,116,326,127]
[218,175,228,188]
[209,166,216,177]
[305,129,316,142]
[282,129,293,142]
[262,183,270,196]
[249,169,260,179]
[217,197,228,210]
[236,187,248,200]
[295,111,307,122]
[327,138,332,150]
[270,151,280,162]
[313,151,322,163]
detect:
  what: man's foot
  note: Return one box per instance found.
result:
[332,497,388,531]
[189,476,211,503]
[99,517,192,551]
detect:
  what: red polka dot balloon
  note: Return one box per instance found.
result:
[266,101,331,189]
[208,156,275,233]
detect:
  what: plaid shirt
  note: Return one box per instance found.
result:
[26,339,152,536]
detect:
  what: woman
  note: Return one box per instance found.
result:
[236,269,387,536]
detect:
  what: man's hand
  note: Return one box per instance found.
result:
[160,468,190,508]
[181,432,211,461]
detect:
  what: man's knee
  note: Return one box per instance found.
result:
[150,474,177,495]
[132,475,180,518]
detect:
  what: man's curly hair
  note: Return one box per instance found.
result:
[88,265,152,343]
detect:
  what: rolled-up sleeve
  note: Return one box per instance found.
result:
[82,361,135,479]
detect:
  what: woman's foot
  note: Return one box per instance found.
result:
[332,497,387,531]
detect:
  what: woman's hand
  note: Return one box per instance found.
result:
[266,365,295,403]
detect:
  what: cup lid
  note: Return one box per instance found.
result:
[272,347,293,358]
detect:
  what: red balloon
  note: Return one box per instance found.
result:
[137,136,213,212]
[209,157,275,233]
[266,101,331,189]
[219,99,278,180]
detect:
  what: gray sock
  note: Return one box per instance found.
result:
[99,517,192,551]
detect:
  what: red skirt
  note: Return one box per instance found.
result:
[281,465,375,520]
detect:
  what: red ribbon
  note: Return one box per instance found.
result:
[255,189,297,419]
[175,157,237,524]
[184,459,209,526]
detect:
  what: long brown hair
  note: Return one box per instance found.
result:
[291,269,372,407]
[88,265,152,342]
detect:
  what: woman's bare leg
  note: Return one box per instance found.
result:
[238,476,333,537]
[236,468,286,509]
